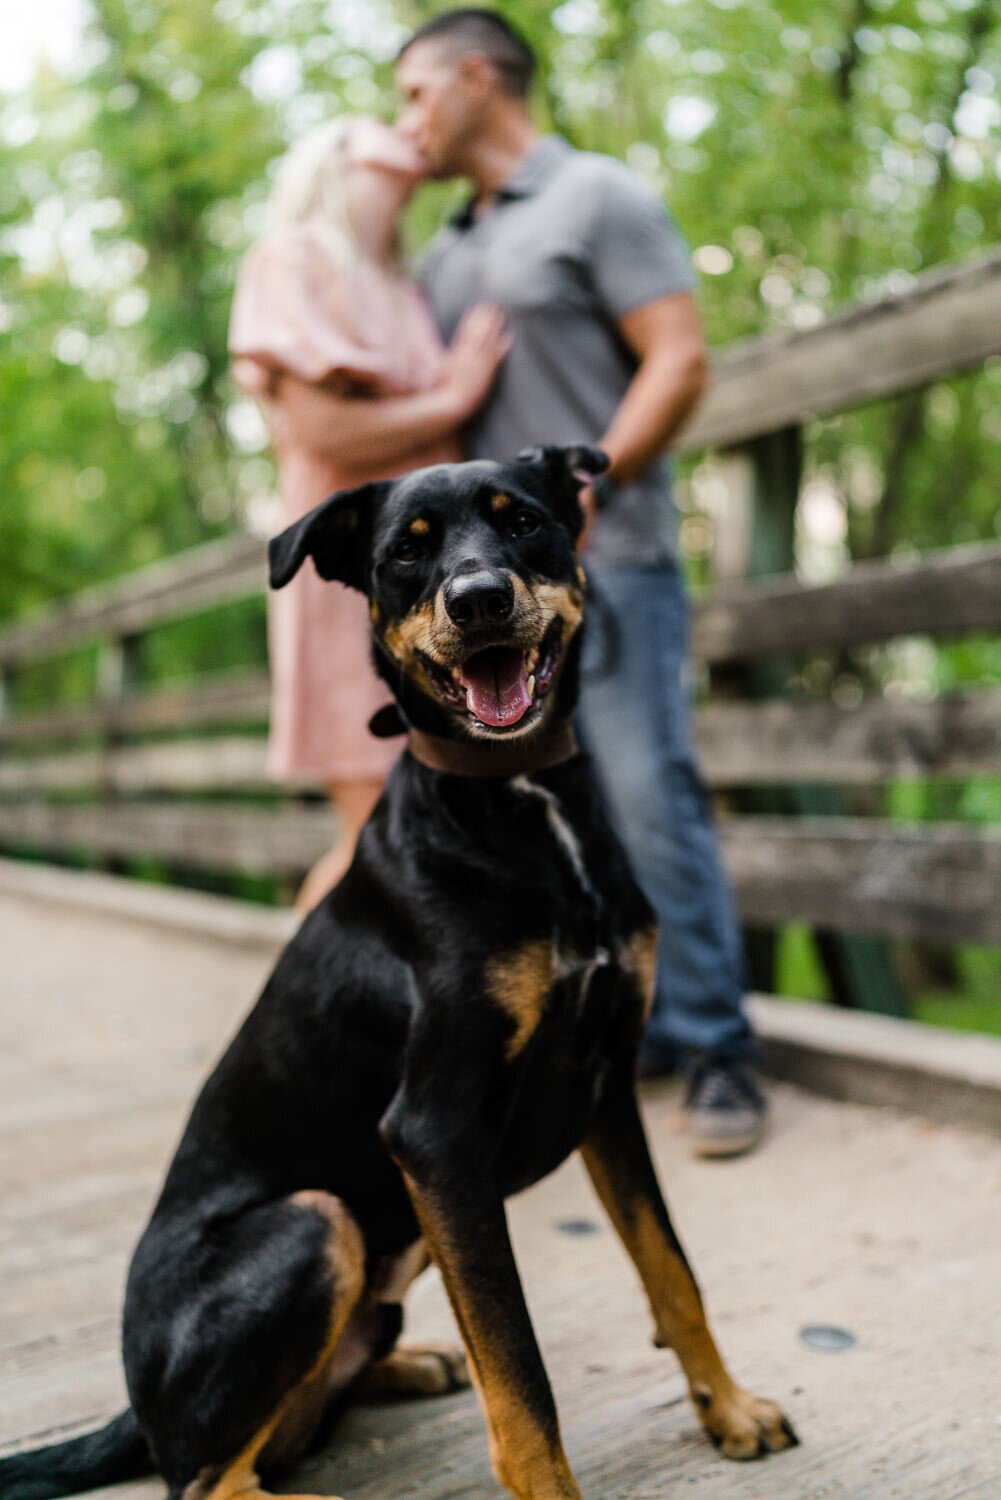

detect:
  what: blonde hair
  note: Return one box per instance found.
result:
[268,117,404,270]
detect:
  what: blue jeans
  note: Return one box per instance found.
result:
[577,562,753,1065]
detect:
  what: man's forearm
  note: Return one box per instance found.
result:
[599,344,708,484]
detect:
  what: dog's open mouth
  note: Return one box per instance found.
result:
[420,618,564,731]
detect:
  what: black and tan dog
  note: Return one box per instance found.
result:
[0,447,796,1500]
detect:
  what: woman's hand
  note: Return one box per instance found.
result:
[253,306,510,469]
[441,303,511,420]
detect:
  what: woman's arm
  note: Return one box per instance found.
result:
[270,374,463,469]
[268,304,510,470]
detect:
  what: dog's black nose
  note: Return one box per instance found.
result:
[444,570,515,629]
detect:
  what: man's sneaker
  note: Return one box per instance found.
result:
[683,1055,767,1158]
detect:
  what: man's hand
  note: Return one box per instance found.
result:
[576,483,597,552]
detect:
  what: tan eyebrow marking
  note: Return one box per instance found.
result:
[409,517,430,535]
[491,493,512,512]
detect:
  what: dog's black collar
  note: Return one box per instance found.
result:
[406,722,579,779]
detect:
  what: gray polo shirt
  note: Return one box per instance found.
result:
[421,135,695,566]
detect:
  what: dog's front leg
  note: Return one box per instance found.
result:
[382,1109,581,1499]
[580,1075,798,1461]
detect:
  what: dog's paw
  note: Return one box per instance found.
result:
[405,1344,471,1395]
[359,1342,471,1399]
[693,1383,799,1460]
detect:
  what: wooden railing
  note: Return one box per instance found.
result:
[3,250,1001,979]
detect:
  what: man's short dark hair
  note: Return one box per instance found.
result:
[397,9,536,99]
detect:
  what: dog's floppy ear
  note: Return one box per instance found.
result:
[268,480,391,592]
[515,445,609,538]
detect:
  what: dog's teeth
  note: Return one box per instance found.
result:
[527,674,536,696]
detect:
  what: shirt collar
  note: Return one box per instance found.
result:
[449,135,571,231]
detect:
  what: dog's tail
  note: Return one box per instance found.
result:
[0,1409,154,1500]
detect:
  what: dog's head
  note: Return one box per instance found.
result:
[269,445,607,741]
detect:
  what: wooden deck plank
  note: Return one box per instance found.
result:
[2,887,1000,1498]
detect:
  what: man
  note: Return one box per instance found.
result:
[396,8,766,1157]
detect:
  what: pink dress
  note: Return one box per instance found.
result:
[229,225,460,782]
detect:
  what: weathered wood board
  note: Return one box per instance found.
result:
[0,670,270,750]
[0,800,335,877]
[0,534,263,671]
[693,540,1001,663]
[678,247,1001,453]
[695,689,1001,785]
[3,807,998,945]
[723,815,1001,944]
[6,685,1001,791]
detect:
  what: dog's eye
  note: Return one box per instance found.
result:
[510,509,541,537]
[393,538,425,564]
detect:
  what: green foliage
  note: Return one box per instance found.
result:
[140,595,268,686]
[777,923,830,1002]
[915,946,1001,1034]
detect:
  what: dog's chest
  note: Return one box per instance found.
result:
[479,776,646,1193]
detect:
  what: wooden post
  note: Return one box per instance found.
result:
[728,430,800,995]
[96,634,142,876]
[716,428,909,1017]
[97,634,141,707]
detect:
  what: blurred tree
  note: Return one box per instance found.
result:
[1,0,277,629]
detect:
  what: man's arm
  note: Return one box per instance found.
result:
[599,292,708,483]
[576,292,707,546]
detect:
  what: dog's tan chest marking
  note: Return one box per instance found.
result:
[485,939,556,1060]
[485,934,626,1061]
[621,927,658,1021]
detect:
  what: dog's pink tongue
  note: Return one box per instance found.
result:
[460,648,532,727]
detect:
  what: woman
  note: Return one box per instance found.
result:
[230,117,508,911]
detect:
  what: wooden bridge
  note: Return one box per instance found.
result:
[2,872,1000,1498]
[3,250,1001,1496]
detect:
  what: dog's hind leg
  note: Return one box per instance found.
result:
[128,1190,365,1500]
[580,1078,798,1462]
